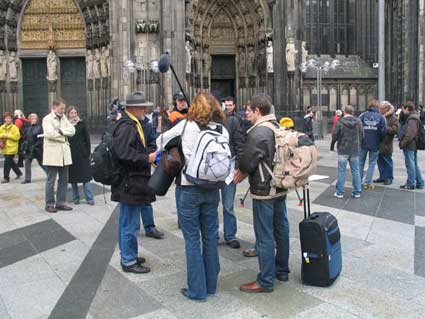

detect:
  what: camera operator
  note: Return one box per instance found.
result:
[168,92,188,127]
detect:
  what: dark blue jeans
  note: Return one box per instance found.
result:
[252,196,290,289]
[140,204,156,234]
[118,203,142,266]
[177,185,220,300]
[377,154,394,181]
[403,149,424,187]
[359,149,379,185]
[220,182,237,241]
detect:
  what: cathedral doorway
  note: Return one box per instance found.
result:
[211,55,236,99]
[60,57,87,116]
[22,58,49,117]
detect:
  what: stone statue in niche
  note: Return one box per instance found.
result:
[86,49,94,80]
[202,47,211,76]
[100,46,109,78]
[238,46,247,77]
[46,50,58,81]
[194,47,202,75]
[247,45,256,77]
[8,51,18,82]
[93,48,101,79]
[286,37,297,73]
[0,50,6,81]
[301,41,308,65]
[267,40,273,73]
[185,40,192,74]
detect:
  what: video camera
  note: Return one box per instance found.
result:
[108,98,125,122]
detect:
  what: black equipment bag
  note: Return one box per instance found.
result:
[299,185,342,287]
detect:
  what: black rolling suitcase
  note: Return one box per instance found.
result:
[299,185,342,287]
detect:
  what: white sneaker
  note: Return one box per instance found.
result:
[352,194,361,198]
[334,192,344,199]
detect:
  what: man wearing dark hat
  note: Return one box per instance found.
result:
[168,92,188,127]
[112,91,158,274]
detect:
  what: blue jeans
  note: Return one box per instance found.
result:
[140,204,156,234]
[118,203,143,266]
[336,155,362,196]
[403,150,424,187]
[220,182,237,241]
[71,182,94,202]
[377,154,394,181]
[177,185,220,300]
[359,149,379,185]
[252,196,290,289]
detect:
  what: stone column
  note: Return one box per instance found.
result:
[419,0,425,105]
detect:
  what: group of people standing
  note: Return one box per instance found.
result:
[110,90,290,302]
[0,102,96,212]
[331,99,424,198]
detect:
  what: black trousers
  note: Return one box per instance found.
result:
[3,155,22,179]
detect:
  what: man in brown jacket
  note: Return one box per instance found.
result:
[399,102,424,190]
[374,101,399,185]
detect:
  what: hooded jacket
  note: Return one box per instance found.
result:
[399,112,421,150]
[359,108,387,152]
[331,115,363,156]
[379,106,399,155]
[238,114,287,200]
[0,123,20,155]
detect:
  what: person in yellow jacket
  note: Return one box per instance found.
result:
[0,112,23,183]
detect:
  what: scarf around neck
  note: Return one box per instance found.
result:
[125,110,146,147]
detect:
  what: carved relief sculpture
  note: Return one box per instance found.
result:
[185,40,192,74]
[202,47,211,76]
[106,45,111,77]
[93,48,101,79]
[149,20,159,33]
[247,45,256,77]
[0,50,6,81]
[46,50,58,81]
[8,51,18,82]
[86,50,94,80]
[286,37,297,73]
[47,23,55,49]
[238,46,247,77]
[194,47,202,75]
[301,41,308,65]
[267,40,273,73]
[100,46,109,78]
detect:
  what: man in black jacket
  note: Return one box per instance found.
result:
[112,91,157,274]
[233,95,290,293]
[221,97,245,249]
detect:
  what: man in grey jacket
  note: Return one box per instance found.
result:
[331,105,363,199]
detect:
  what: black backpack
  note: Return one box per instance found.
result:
[416,118,425,151]
[89,127,123,186]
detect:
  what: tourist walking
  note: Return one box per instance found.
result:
[111,91,157,274]
[330,105,363,198]
[359,99,387,190]
[67,106,95,205]
[43,100,75,213]
[303,106,314,141]
[374,101,399,185]
[13,109,28,168]
[0,112,22,183]
[21,113,45,184]
[157,92,228,301]
[399,101,424,190]
[233,95,290,293]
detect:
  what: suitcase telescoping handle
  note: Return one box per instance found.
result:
[302,184,311,219]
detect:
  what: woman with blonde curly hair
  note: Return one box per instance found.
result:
[156,92,228,301]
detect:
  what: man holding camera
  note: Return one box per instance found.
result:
[168,92,188,127]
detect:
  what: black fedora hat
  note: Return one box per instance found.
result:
[122,91,153,107]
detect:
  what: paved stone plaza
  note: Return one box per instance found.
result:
[1,136,425,319]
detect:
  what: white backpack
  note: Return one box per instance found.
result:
[185,125,232,189]
[260,122,318,190]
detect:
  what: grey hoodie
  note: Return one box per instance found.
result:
[331,115,364,155]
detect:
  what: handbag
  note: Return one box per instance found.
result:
[0,138,5,149]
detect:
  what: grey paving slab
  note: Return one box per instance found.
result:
[48,207,119,319]
[0,240,37,268]
[67,183,110,202]
[289,303,361,319]
[415,192,425,217]
[340,235,371,253]
[217,238,253,262]
[127,309,178,319]
[0,230,27,250]
[377,190,415,224]
[30,229,76,253]
[0,295,11,319]
[141,230,185,260]
[21,219,63,241]
[415,227,425,278]
[313,185,351,209]
[219,270,323,319]
[88,267,161,319]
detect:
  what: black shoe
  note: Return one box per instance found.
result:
[56,205,73,211]
[180,288,206,302]
[373,178,384,183]
[383,180,392,185]
[15,174,22,180]
[122,263,150,274]
[45,206,58,213]
[400,184,415,190]
[137,256,146,265]
[226,239,241,249]
[1,178,9,184]
[146,229,164,239]
[417,185,425,190]
[276,273,289,282]
[21,180,31,184]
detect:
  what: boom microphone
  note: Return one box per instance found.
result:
[158,53,170,73]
